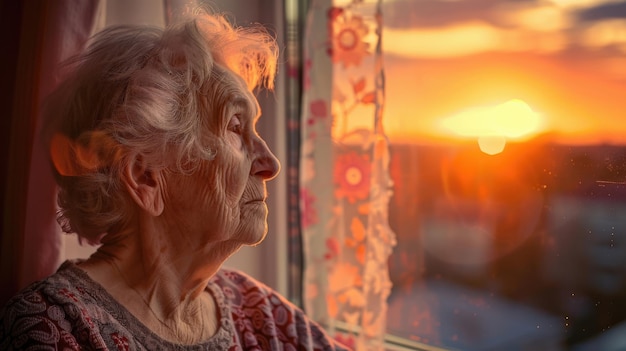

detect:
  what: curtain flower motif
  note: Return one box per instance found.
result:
[324,237,341,260]
[301,188,319,229]
[308,99,329,126]
[334,333,356,349]
[334,152,371,203]
[329,10,369,68]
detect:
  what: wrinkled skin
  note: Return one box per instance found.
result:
[163,82,280,253]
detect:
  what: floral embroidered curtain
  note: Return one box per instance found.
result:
[299,0,396,349]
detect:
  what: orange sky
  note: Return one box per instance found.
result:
[381,0,626,145]
[384,52,626,144]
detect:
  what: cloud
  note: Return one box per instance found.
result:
[382,0,541,29]
[381,0,626,59]
[570,1,626,51]
[494,3,572,31]
[382,0,626,30]
[577,1,626,21]
[383,21,569,58]
[578,19,626,51]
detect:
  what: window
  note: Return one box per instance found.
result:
[383,1,626,350]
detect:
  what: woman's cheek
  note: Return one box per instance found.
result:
[225,132,243,151]
[218,164,246,203]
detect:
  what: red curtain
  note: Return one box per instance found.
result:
[0,0,102,305]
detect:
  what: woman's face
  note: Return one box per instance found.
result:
[162,73,280,250]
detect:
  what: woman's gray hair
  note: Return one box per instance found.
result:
[44,11,278,243]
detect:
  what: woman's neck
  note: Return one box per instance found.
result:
[78,220,231,344]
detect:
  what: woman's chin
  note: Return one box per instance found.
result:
[246,227,269,247]
[232,219,269,247]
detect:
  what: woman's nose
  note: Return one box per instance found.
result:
[251,137,280,180]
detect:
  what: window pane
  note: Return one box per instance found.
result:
[383,1,626,350]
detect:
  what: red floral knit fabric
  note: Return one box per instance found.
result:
[0,261,349,351]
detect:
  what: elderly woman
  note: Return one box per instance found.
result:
[0,10,349,351]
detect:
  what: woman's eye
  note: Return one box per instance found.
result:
[228,115,243,134]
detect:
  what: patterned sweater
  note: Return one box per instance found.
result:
[0,261,349,351]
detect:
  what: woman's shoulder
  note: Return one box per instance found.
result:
[0,260,101,324]
[210,268,352,351]
[212,266,271,291]
[0,260,110,350]
[210,266,290,309]
[2,260,88,309]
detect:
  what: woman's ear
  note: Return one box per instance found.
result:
[122,154,164,216]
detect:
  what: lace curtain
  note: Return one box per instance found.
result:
[299,0,396,349]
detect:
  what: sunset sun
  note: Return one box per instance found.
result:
[439,99,544,154]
